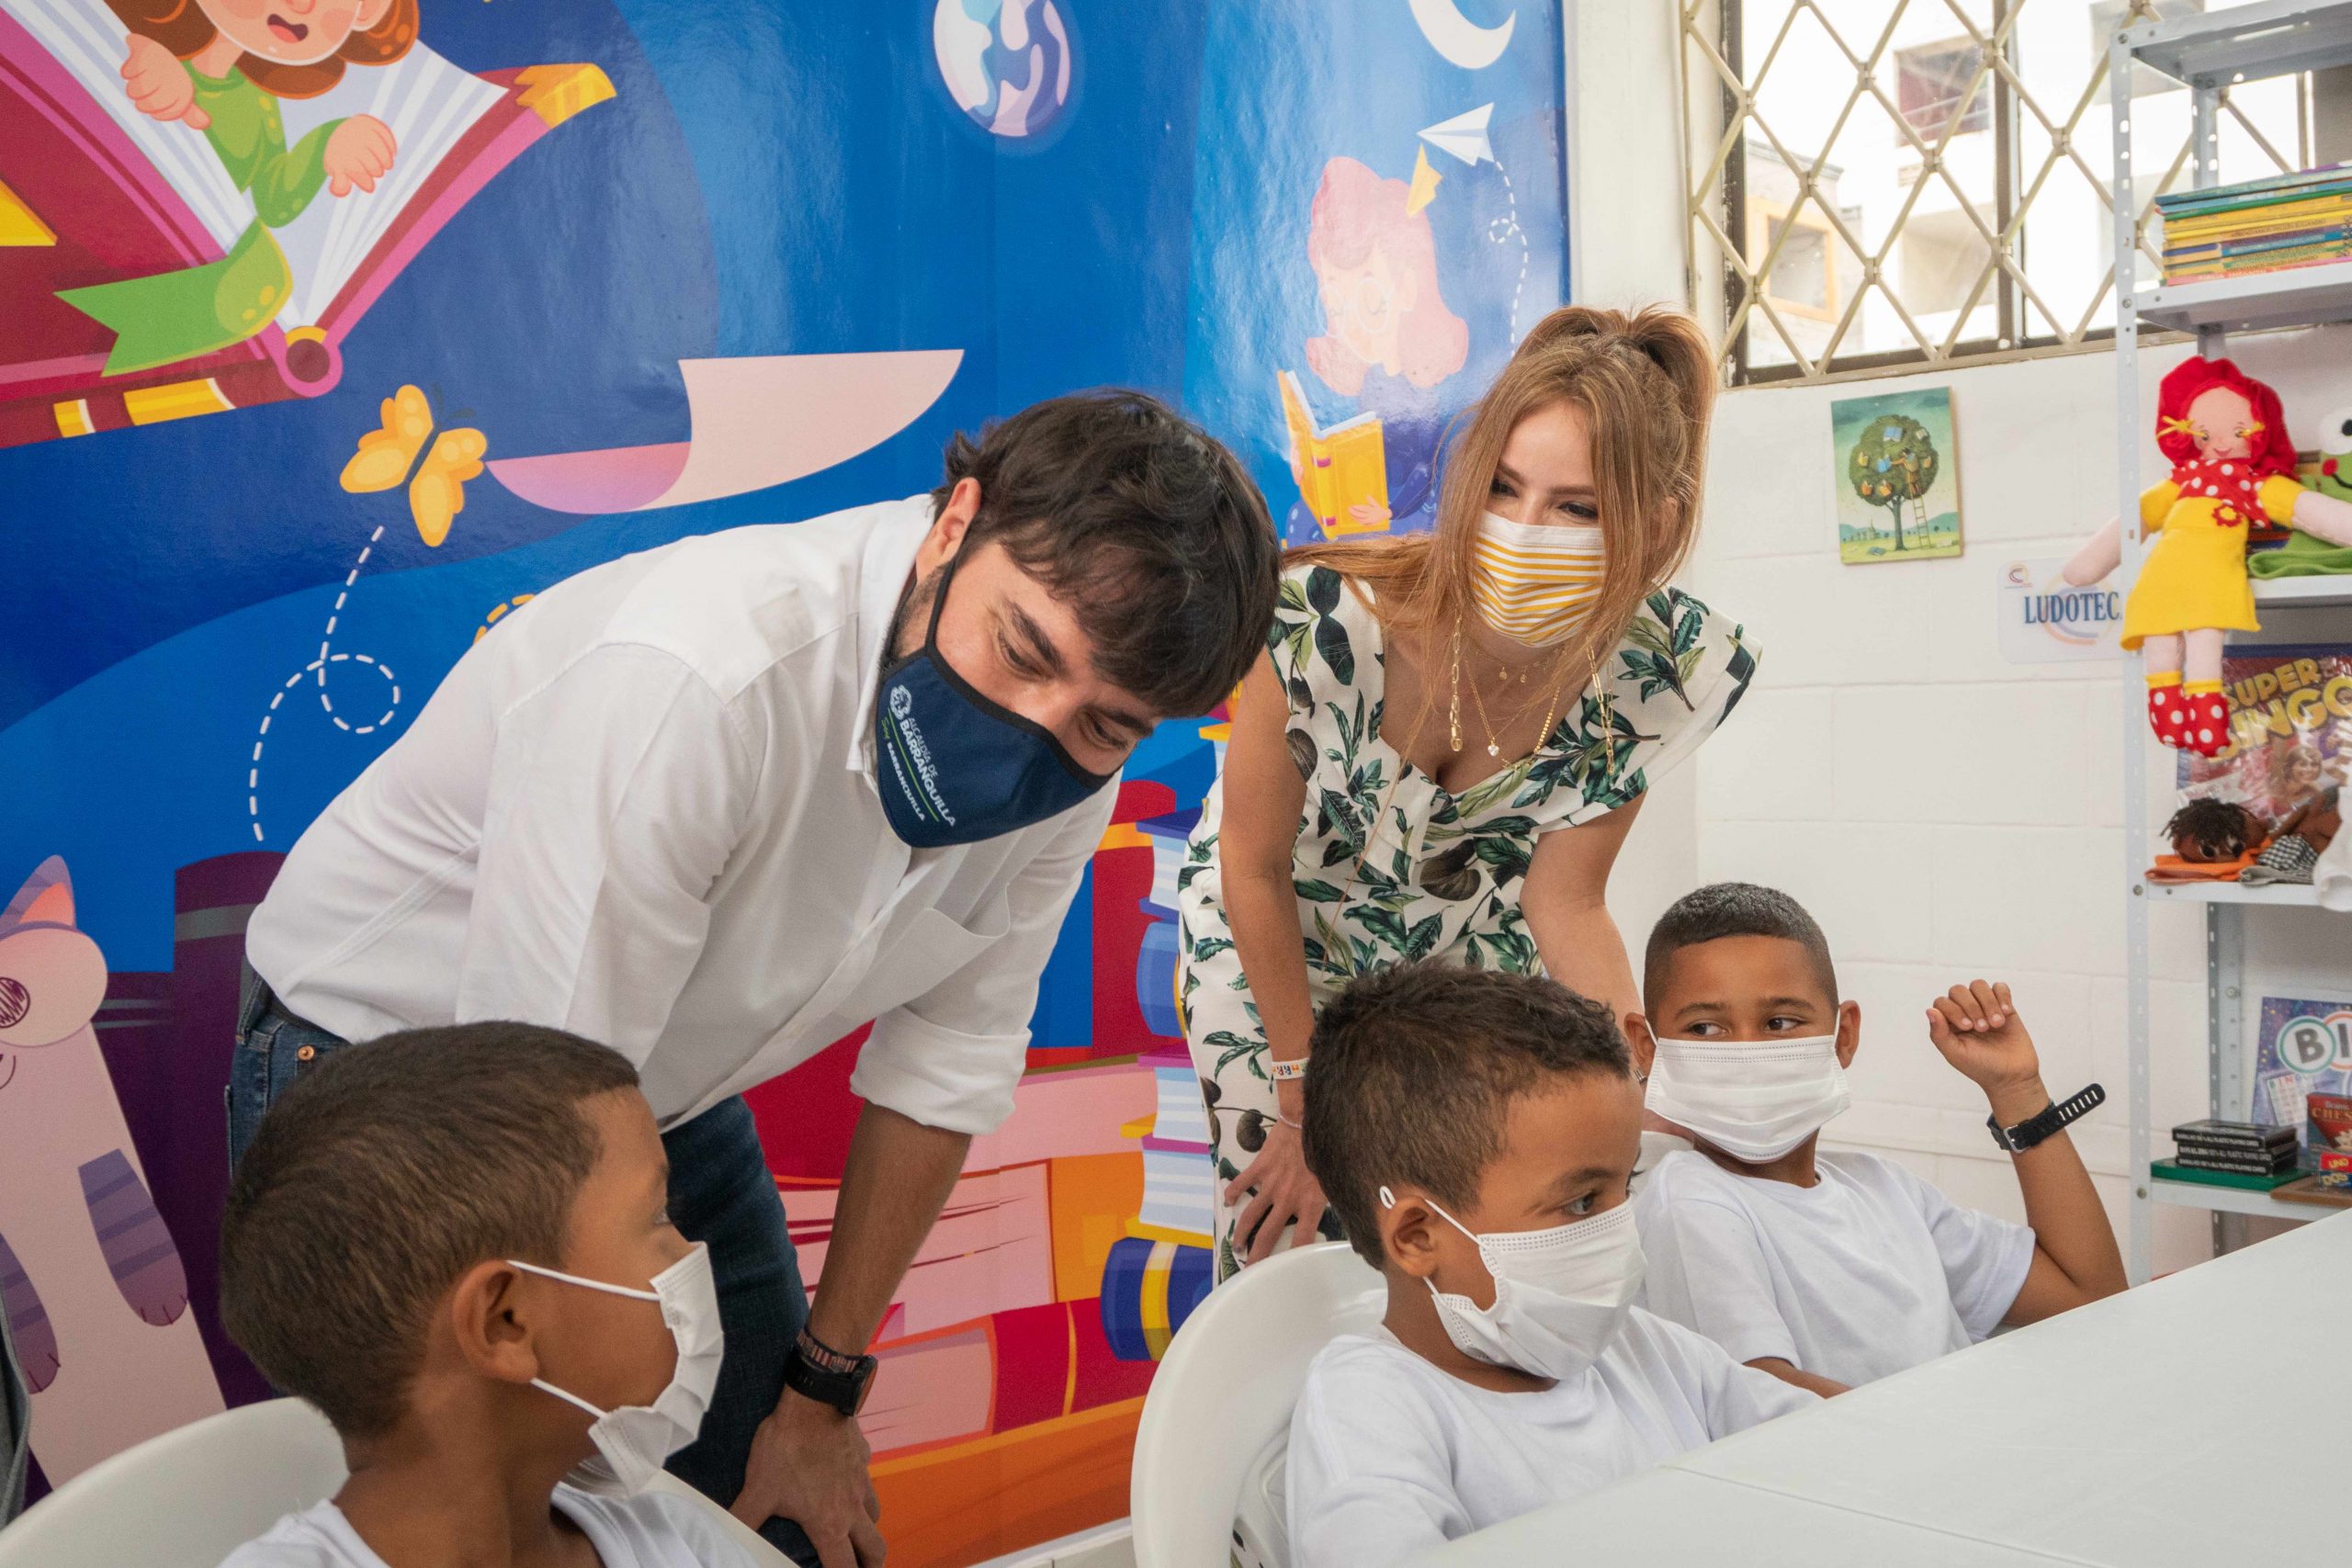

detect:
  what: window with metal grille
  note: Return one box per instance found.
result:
[1683,0,2315,384]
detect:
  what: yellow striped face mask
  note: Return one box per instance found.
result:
[1470,510,1605,647]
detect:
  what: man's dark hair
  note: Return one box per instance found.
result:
[1644,882,1839,1010]
[932,389,1280,716]
[220,1023,640,1439]
[1301,964,1632,1269]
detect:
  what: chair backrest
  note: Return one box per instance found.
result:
[1130,1241,1385,1568]
[0,1398,791,1568]
[0,1398,346,1568]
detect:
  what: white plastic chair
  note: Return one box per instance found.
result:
[0,1397,789,1568]
[1130,1241,1385,1568]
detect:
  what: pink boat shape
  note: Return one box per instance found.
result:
[488,348,965,513]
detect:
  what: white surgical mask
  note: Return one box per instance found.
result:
[1470,509,1606,647]
[1383,1186,1645,1382]
[511,1242,724,1496]
[1645,1033,1849,1164]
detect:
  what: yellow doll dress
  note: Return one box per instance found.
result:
[2120,457,2303,649]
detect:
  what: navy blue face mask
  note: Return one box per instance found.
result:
[871,553,1118,849]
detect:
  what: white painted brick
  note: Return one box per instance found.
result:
[1837,961,1988,1113]
[1702,385,1834,561]
[1697,685,1832,823]
[1929,826,2120,976]
[1831,683,2088,827]
[1684,550,1939,690]
[1695,819,1936,965]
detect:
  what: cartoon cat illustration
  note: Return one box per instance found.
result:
[0,857,222,1484]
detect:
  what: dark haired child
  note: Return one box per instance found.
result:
[1630,883,2126,1398]
[216,1022,756,1568]
[1284,964,1815,1568]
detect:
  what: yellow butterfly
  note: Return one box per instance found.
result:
[338,384,487,547]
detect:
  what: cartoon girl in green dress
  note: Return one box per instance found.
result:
[62,0,419,375]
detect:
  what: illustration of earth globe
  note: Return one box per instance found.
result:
[933,0,1074,139]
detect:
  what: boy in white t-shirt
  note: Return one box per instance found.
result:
[216,1023,755,1568]
[1284,964,1817,1568]
[1630,883,2127,1396]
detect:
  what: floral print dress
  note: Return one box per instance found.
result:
[1177,563,1758,1279]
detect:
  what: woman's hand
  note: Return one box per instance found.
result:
[1224,1118,1329,1266]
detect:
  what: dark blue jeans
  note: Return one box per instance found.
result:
[228,969,820,1562]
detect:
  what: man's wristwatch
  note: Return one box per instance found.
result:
[782,1327,877,1418]
[1987,1082,2106,1154]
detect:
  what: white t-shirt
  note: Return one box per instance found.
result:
[1634,1148,2036,1387]
[215,1484,756,1568]
[1284,1310,1815,1568]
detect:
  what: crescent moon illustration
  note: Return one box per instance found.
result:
[1408,0,1517,71]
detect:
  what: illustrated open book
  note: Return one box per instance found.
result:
[1279,367,1389,538]
[0,0,611,449]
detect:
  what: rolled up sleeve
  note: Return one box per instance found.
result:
[850,784,1116,1134]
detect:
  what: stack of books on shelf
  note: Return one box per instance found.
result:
[2158,164,2352,285]
[2153,1118,2301,1190]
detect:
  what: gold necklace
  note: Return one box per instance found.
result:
[1464,649,1567,761]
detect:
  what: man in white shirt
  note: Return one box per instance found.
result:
[232,390,1280,1565]
[1286,964,1816,1568]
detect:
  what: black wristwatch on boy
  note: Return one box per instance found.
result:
[1987,1082,2106,1154]
[782,1327,877,1417]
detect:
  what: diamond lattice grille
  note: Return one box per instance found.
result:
[1683,0,2312,383]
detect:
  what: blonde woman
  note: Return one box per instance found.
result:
[1179,305,1757,1277]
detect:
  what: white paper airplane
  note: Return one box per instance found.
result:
[1419,105,1495,168]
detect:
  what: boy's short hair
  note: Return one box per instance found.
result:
[1301,964,1632,1269]
[1643,882,1839,1008]
[221,1023,640,1439]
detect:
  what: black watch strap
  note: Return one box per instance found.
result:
[784,1329,876,1417]
[1988,1082,2105,1154]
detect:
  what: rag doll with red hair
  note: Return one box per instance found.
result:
[2065,355,2352,756]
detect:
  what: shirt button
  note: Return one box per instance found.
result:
[296,1043,317,1063]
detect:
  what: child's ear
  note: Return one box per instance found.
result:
[1623,1012,1658,1081]
[1380,1189,1443,1281]
[447,1261,541,1386]
[1834,999,1862,1067]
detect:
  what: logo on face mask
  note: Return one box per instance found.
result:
[883,684,956,829]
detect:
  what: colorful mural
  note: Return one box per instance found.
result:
[0,1,1565,1559]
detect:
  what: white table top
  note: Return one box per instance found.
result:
[1416,1209,2352,1567]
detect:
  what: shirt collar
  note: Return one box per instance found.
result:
[848,494,936,777]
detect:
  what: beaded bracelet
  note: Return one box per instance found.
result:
[1268,1057,1308,1082]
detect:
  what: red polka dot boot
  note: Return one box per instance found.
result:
[2180,681,2231,758]
[2145,673,2188,749]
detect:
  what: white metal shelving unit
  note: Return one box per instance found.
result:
[2112,0,2352,1282]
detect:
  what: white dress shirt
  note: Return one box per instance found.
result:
[246,496,1115,1134]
